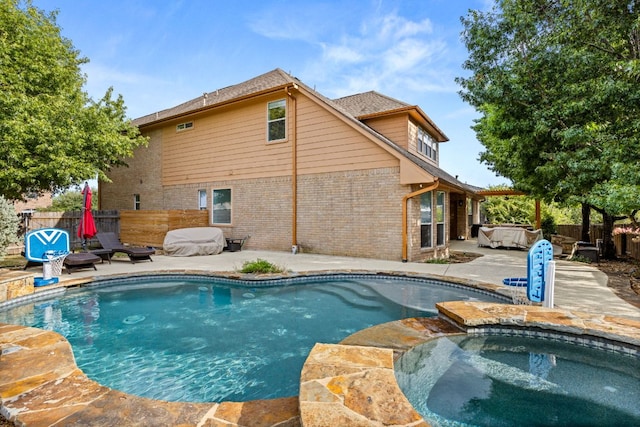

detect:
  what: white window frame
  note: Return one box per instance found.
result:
[133,194,141,210]
[420,191,433,248]
[212,188,232,225]
[176,121,194,132]
[436,191,445,246]
[267,99,286,142]
[198,189,207,210]
[417,126,438,162]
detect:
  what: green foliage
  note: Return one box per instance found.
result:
[569,254,592,264]
[0,196,19,256]
[0,0,148,201]
[481,186,600,230]
[457,0,640,219]
[41,188,98,212]
[482,195,532,225]
[239,258,286,274]
[540,215,556,239]
[425,258,449,264]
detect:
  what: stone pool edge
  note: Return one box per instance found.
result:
[299,301,640,426]
[1,271,639,426]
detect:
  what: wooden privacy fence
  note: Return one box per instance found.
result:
[120,210,209,248]
[614,234,640,260]
[555,224,604,242]
[22,210,208,250]
[555,224,639,261]
[24,210,120,250]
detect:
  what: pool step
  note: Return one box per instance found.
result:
[309,282,384,310]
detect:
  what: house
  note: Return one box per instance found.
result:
[100,69,482,261]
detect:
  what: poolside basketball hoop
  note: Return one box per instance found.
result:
[24,228,70,287]
[43,250,68,278]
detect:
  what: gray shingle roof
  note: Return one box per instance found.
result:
[332,91,410,117]
[133,69,296,127]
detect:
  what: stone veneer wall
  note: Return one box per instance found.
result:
[0,272,34,303]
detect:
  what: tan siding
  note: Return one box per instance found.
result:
[296,96,398,174]
[361,115,409,149]
[161,96,292,185]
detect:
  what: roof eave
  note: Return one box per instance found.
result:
[356,106,449,142]
[134,83,293,129]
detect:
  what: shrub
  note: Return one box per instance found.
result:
[0,196,19,257]
[541,214,557,239]
[425,258,449,264]
[239,258,286,274]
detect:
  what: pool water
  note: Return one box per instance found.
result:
[395,335,640,426]
[0,275,502,402]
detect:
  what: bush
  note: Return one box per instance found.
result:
[0,197,19,257]
[239,258,286,274]
[541,214,557,239]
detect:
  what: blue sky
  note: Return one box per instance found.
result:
[35,0,507,187]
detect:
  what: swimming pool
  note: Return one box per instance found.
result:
[395,334,640,426]
[0,274,505,402]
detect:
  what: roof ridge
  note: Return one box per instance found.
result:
[333,90,410,107]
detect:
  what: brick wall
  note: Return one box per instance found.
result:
[163,176,293,251]
[100,128,164,210]
[159,168,407,259]
[296,167,405,259]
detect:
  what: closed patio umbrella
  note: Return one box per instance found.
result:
[78,182,97,250]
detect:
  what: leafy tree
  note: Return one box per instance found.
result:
[41,187,97,211]
[0,0,147,201]
[457,0,640,258]
[0,195,19,256]
[480,187,587,231]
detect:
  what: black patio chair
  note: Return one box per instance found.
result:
[96,232,154,263]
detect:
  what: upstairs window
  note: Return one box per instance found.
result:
[417,126,437,162]
[133,194,141,210]
[267,99,286,141]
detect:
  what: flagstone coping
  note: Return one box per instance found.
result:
[298,302,640,426]
[1,272,639,426]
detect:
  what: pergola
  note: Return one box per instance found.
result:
[475,189,542,230]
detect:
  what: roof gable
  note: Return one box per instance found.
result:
[332,91,409,117]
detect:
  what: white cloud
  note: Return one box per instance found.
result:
[377,15,433,40]
[321,43,365,64]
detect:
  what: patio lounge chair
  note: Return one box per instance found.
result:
[96,232,154,263]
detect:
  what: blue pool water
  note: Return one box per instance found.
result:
[0,275,504,402]
[395,335,640,426]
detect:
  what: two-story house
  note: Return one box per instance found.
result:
[100,69,481,261]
